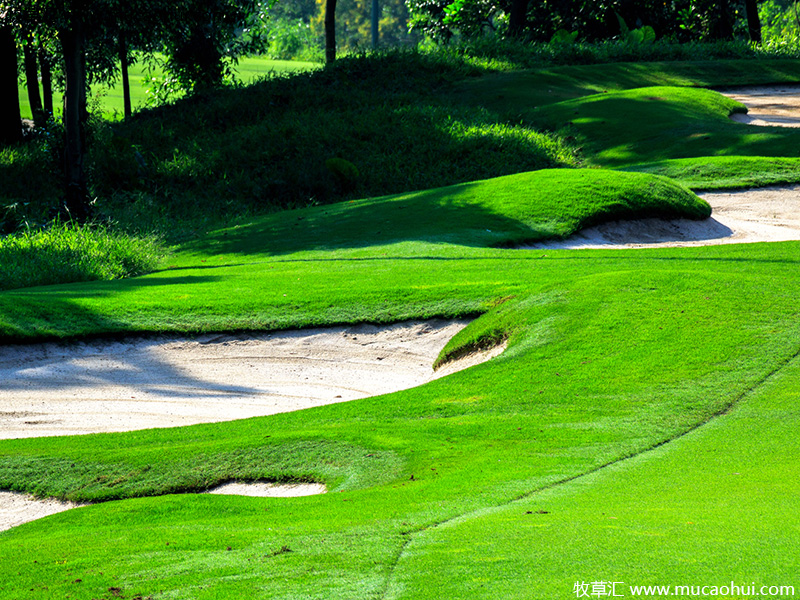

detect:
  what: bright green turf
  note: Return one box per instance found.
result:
[2,241,799,599]
[2,58,800,600]
[623,155,800,189]
[17,56,320,119]
[387,311,800,599]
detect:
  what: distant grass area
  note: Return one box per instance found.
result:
[448,58,800,113]
[624,155,800,189]
[17,56,320,119]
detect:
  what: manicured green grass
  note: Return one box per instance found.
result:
[527,85,800,169]
[388,322,800,599]
[1,241,799,599]
[624,155,800,189]
[2,54,800,600]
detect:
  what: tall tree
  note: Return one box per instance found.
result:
[118,30,132,118]
[0,21,22,145]
[325,0,336,62]
[59,3,91,219]
[744,0,762,42]
[39,40,54,116]
[22,30,44,125]
[507,0,528,37]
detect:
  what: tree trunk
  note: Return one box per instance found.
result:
[744,0,762,43]
[325,0,337,63]
[371,0,379,49]
[507,0,529,38]
[119,32,132,119]
[708,0,735,40]
[0,25,22,145]
[60,23,91,221]
[39,44,54,117]
[23,32,44,127]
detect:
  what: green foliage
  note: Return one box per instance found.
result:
[261,17,323,61]
[438,36,800,71]
[407,0,503,42]
[760,0,800,41]
[0,221,166,291]
[325,157,360,192]
[616,12,657,45]
[0,119,63,228]
[550,29,579,45]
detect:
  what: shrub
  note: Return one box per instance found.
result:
[0,221,167,291]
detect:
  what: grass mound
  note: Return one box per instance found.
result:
[0,222,166,291]
[177,169,708,260]
[92,52,576,234]
[528,85,800,168]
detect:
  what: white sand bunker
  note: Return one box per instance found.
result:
[0,491,86,532]
[0,319,503,440]
[0,319,504,529]
[723,84,800,128]
[528,185,800,250]
[207,481,327,497]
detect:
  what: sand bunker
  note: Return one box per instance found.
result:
[528,185,800,250]
[0,491,86,532]
[0,319,504,530]
[0,319,503,440]
[724,84,800,128]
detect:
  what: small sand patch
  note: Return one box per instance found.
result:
[0,491,84,532]
[722,84,800,128]
[206,482,327,497]
[528,185,800,250]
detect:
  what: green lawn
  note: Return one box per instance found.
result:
[2,56,800,600]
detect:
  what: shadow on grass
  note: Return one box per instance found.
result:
[179,181,559,258]
[528,87,800,167]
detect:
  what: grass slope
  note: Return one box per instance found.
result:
[388,319,800,599]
